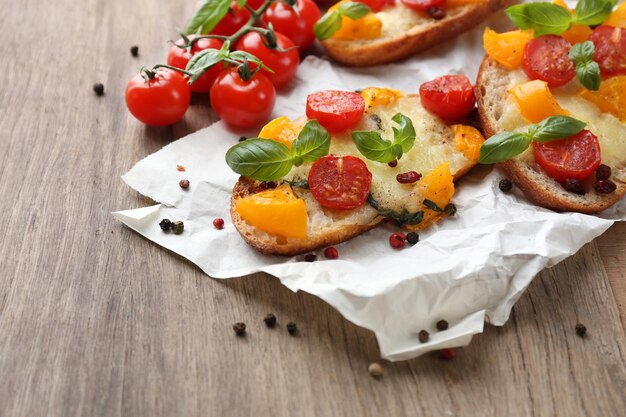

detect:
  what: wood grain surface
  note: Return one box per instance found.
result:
[1,1,625,416]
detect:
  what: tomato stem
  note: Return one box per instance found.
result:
[152,64,193,76]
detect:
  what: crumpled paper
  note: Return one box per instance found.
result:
[114,8,625,360]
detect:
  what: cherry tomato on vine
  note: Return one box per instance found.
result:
[523,35,575,87]
[419,75,476,120]
[533,130,601,183]
[308,155,373,210]
[262,0,321,50]
[210,67,276,128]
[211,1,251,36]
[167,36,224,93]
[235,31,300,88]
[246,0,266,9]
[589,25,626,77]
[125,69,191,126]
[306,90,365,133]
[400,0,444,11]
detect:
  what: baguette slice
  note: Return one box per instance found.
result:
[321,0,507,67]
[476,55,626,213]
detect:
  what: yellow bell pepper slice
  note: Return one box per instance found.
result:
[452,125,485,162]
[483,28,534,70]
[553,0,592,43]
[604,1,626,28]
[509,80,570,123]
[359,87,403,109]
[579,75,626,122]
[258,117,301,148]
[405,162,455,231]
[329,1,382,40]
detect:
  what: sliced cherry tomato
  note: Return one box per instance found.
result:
[210,67,276,128]
[589,25,626,77]
[167,36,224,93]
[533,130,601,183]
[125,69,190,126]
[262,0,321,49]
[523,35,575,87]
[308,155,373,210]
[419,74,476,120]
[306,90,365,133]
[246,0,266,9]
[211,2,251,36]
[400,0,444,11]
[358,0,387,12]
[235,31,300,88]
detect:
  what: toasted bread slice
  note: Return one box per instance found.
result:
[321,0,507,67]
[476,56,626,213]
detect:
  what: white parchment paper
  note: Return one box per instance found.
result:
[114,7,625,360]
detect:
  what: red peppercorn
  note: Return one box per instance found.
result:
[179,179,190,189]
[389,232,406,249]
[396,171,421,184]
[324,246,339,259]
[440,348,455,360]
[213,218,225,229]
[388,160,398,168]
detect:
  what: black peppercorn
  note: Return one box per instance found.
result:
[233,322,246,336]
[595,164,611,180]
[159,219,173,231]
[575,323,587,338]
[93,83,104,96]
[406,232,419,245]
[564,178,585,195]
[498,178,513,193]
[427,6,446,19]
[171,221,184,234]
[594,179,617,194]
[418,329,429,343]
[304,254,316,262]
[286,322,297,335]
[130,45,139,57]
[264,313,277,327]
[179,179,190,189]
[436,320,449,331]
[238,136,247,142]
[444,203,457,216]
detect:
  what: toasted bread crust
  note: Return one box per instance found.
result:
[476,55,626,213]
[321,0,507,67]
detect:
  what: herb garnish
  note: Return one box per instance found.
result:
[367,194,424,225]
[314,2,372,40]
[569,41,601,91]
[352,113,416,163]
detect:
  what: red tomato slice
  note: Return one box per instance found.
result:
[533,130,601,183]
[400,0,444,11]
[589,25,626,77]
[306,90,365,133]
[308,155,373,210]
[359,0,388,12]
[523,35,575,87]
[419,74,476,120]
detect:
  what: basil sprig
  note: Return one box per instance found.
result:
[505,0,617,36]
[478,116,586,164]
[225,121,331,181]
[183,0,232,35]
[367,195,424,225]
[314,2,372,40]
[351,113,416,163]
[569,41,601,91]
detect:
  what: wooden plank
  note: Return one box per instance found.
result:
[0,0,625,416]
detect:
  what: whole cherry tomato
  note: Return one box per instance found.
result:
[167,36,224,93]
[262,0,321,49]
[125,69,191,126]
[246,0,266,9]
[523,35,575,87]
[401,0,444,11]
[533,130,601,183]
[589,25,626,76]
[210,67,276,128]
[235,31,300,88]
[308,155,373,210]
[419,75,476,120]
[306,90,365,133]
[211,2,251,36]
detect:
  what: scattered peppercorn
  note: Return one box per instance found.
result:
[264,313,277,327]
[177,165,186,172]
[406,232,419,245]
[286,322,297,335]
[575,323,587,338]
[171,220,184,234]
[130,45,139,57]
[418,329,429,343]
[595,164,611,180]
[324,246,339,259]
[498,178,513,193]
[440,348,455,360]
[213,218,225,229]
[233,322,246,336]
[594,179,617,194]
[389,232,406,249]
[179,179,190,189]
[396,171,421,184]
[444,203,457,216]
[93,83,104,96]
[564,178,585,195]
[238,136,247,142]
[304,253,317,262]
[436,320,449,331]
[368,362,384,378]
[159,218,173,232]
[388,160,398,168]
[427,6,446,19]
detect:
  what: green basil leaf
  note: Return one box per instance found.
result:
[391,113,416,154]
[352,131,396,163]
[478,132,532,164]
[576,60,601,91]
[572,0,616,25]
[530,116,587,142]
[183,0,232,35]
[505,3,572,36]
[422,199,443,212]
[291,120,331,164]
[225,139,294,181]
[337,1,371,19]
[314,11,343,40]
[569,40,595,62]
[186,48,226,84]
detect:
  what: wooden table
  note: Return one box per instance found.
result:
[1,1,625,416]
